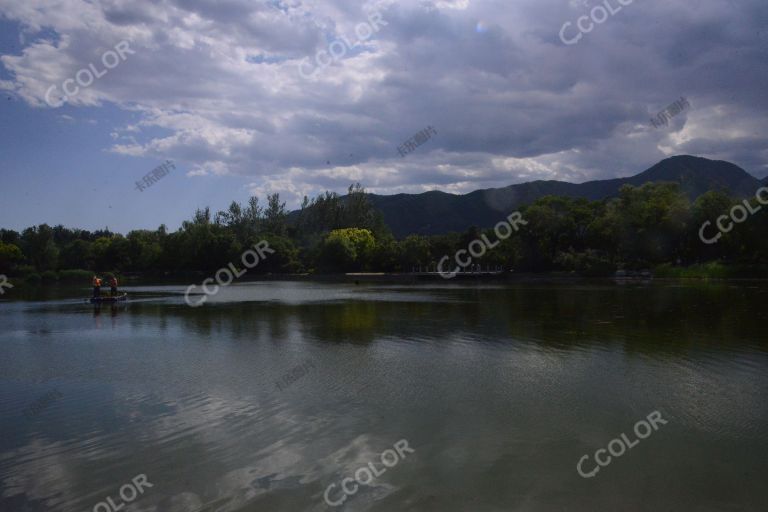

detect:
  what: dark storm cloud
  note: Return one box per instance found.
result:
[1,0,767,204]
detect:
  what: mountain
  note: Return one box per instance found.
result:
[365,156,762,237]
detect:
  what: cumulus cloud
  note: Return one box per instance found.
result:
[1,0,767,205]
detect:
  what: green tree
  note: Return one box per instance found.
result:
[264,193,288,236]
[318,228,375,272]
[21,224,59,271]
[686,190,735,263]
[254,235,302,274]
[399,235,431,270]
[60,239,93,270]
[0,242,23,274]
[127,230,163,272]
[517,196,603,271]
[598,183,690,268]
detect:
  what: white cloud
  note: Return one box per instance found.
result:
[1,0,766,203]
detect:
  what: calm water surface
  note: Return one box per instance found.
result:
[1,280,768,511]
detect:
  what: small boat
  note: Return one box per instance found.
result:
[89,293,128,304]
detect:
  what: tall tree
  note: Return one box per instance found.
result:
[264,193,288,236]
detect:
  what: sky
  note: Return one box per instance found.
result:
[0,0,766,233]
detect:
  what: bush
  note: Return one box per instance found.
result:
[41,270,59,281]
[24,273,42,283]
[14,265,37,277]
[59,269,92,281]
[654,262,731,279]
[556,250,615,277]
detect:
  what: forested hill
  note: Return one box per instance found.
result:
[3,155,768,280]
[365,156,762,237]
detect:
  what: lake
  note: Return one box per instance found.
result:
[1,280,767,511]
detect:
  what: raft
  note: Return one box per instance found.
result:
[89,293,127,304]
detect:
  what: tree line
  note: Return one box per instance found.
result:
[1,182,767,282]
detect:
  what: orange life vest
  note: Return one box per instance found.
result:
[94,278,102,287]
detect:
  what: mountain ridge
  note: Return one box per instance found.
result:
[360,156,762,237]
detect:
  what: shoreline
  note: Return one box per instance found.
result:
[5,270,768,293]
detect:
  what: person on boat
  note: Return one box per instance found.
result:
[92,275,102,298]
[109,276,118,296]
